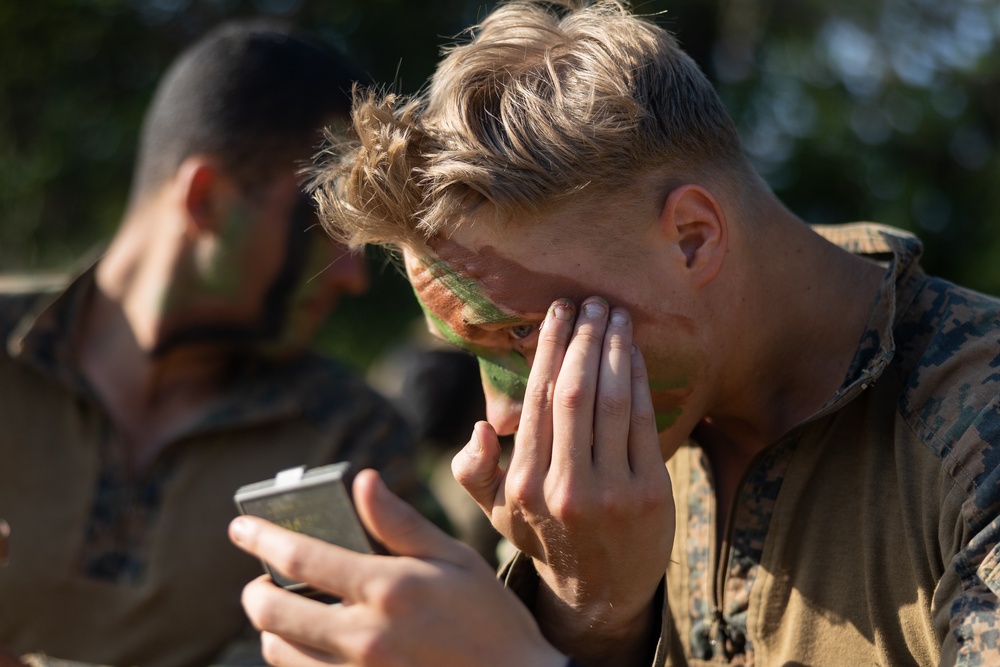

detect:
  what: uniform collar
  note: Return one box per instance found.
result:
[809,222,926,418]
[6,260,331,440]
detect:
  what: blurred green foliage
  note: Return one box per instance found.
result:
[1,0,998,368]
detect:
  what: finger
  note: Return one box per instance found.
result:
[352,468,474,565]
[592,306,633,473]
[550,297,609,473]
[242,575,348,662]
[508,299,576,475]
[627,342,663,473]
[260,633,347,667]
[230,516,370,601]
[452,420,504,515]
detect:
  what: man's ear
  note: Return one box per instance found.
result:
[174,156,234,237]
[659,184,728,287]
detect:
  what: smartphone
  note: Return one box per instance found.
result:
[233,462,384,600]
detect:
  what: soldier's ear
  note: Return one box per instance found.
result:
[174,156,240,237]
[657,184,728,288]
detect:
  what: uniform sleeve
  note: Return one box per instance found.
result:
[937,394,1000,666]
[941,514,1000,665]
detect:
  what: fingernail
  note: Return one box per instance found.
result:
[230,517,250,543]
[611,310,629,326]
[551,300,573,321]
[370,472,390,500]
[583,300,607,318]
[468,424,485,454]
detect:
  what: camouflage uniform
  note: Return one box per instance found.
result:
[0,267,440,667]
[505,223,1000,666]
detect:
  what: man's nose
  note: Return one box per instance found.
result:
[482,382,523,437]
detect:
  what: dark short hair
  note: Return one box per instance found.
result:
[132,19,361,201]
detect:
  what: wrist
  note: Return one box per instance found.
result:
[532,568,664,667]
[533,563,652,637]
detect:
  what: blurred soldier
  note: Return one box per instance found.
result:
[0,20,440,667]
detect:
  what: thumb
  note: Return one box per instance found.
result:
[451,420,504,515]
[352,468,467,563]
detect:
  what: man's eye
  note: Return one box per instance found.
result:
[509,324,535,340]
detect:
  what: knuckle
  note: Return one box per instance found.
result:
[539,324,570,347]
[552,498,585,525]
[630,403,656,431]
[355,633,394,666]
[606,333,631,353]
[597,487,627,517]
[572,326,604,348]
[269,541,310,581]
[380,573,422,612]
[362,570,398,604]
[638,482,671,512]
[525,381,554,412]
[598,391,630,418]
[546,483,588,524]
[507,472,543,509]
[554,383,589,412]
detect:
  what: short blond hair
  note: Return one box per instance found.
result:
[311,0,749,249]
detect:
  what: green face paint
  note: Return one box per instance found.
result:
[649,378,689,392]
[655,408,683,432]
[416,297,530,401]
[158,206,257,319]
[203,207,257,297]
[649,378,689,432]
[477,353,530,400]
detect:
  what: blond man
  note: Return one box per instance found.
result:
[230,2,1000,666]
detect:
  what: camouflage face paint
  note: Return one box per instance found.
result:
[655,408,683,431]
[157,204,263,322]
[153,192,328,357]
[647,365,696,434]
[408,234,703,432]
[420,258,521,328]
[202,206,259,299]
[411,259,531,401]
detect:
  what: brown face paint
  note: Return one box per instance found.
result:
[649,382,694,432]
[427,236,594,321]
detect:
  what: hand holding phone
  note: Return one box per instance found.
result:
[233,462,384,599]
[230,468,568,667]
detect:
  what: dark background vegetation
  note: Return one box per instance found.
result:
[2,0,998,368]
